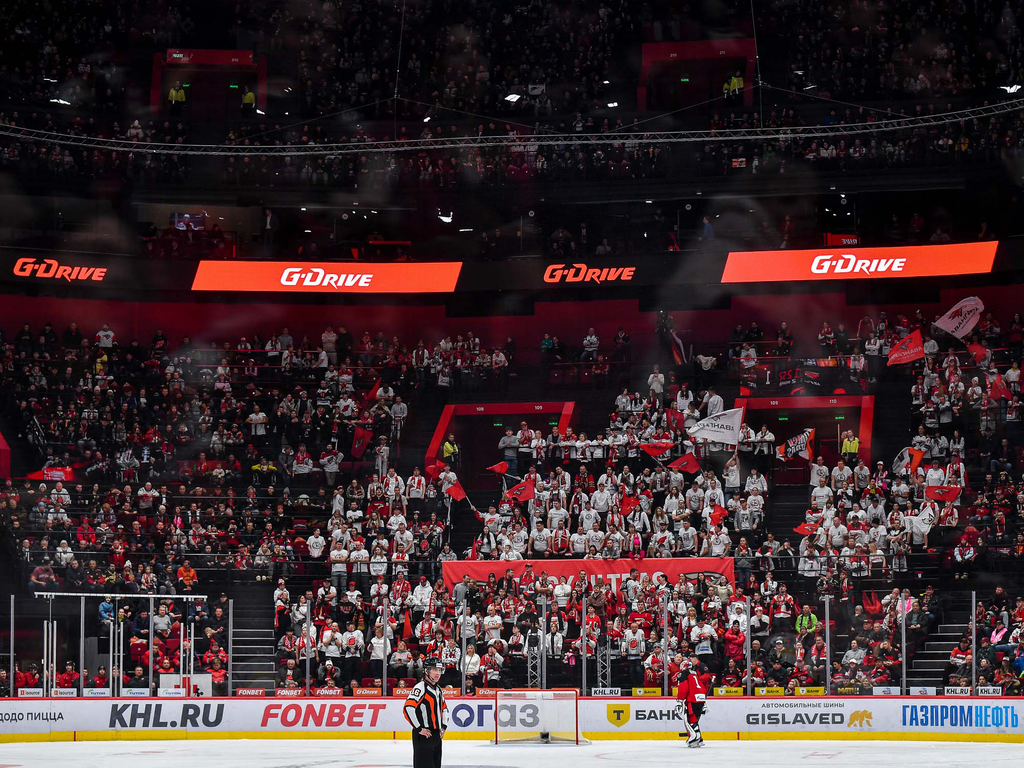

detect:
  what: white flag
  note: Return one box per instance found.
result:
[934,296,984,339]
[687,407,744,443]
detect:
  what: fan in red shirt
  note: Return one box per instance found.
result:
[201,641,228,668]
[207,657,228,696]
[674,658,707,748]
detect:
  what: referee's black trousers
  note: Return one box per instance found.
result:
[412,729,443,768]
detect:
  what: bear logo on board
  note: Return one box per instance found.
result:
[847,710,873,728]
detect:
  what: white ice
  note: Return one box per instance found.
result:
[0,738,1018,768]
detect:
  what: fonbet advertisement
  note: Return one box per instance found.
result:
[1,697,1022,743]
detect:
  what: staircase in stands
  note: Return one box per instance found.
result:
[905,595,973,690]
[228,582,278,694]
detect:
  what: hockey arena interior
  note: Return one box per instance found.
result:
[3,0,1024,765]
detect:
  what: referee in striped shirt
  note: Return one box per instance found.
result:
[404,657,448,768]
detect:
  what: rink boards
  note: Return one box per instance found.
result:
[0,696,1021,743]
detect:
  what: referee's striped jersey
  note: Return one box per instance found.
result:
[404,680,449,734]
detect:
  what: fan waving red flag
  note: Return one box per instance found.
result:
[351,426,373,458]
[486,461,510,474]
[793,521,819,536]
[425,461,447,481]
[710,504,729,526]
[445,481,468,502]
[926,486,961,503]
[668,453,700,473]
[362,378,381,408]
[640,442,674,457]
[968,342,987,363]
[505,479,536,503]
[665,409,688,431]
[887,329,925,366]
[990,375,1012,400]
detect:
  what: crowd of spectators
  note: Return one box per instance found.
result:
[5,0,1024,128]
[6,306,1024,696]
[210,103,1024,193]
[962,588,1024,692]
[444,307,1024,694]
[759,0,1024,102]
[1,0,1024,201]
[3,101,1017,198]
[2,317,540,593]
[0,0,130,115]
[255,0,632,122]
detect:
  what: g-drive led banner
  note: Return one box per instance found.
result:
[720,241,999,283]
[192,258,657,294]
[191,261,463,293]
[0,240,1006,297]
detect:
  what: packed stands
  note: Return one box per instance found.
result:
[2,303,1023,696]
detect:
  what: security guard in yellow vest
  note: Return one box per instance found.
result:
[168,80,186,115]
[729,71,744,98]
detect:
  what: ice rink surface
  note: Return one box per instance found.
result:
[0,738,1019,768]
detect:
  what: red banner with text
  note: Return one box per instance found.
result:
[441,557,734,594]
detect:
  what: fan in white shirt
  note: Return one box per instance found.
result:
[810,479,833,507]
[702,388,724,415]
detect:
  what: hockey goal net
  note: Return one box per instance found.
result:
[493,689,588,745]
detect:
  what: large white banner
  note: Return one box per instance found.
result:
[934,296,984,339]
[0,696,1021,742]
[687,408,744,443]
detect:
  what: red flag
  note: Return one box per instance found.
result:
[621,495,639,515]
[908,448,924,474]
[968,342,987,363]
[710,504,729,526]
[926,486,961,503]
[362,378,382,408]
[505,479,536,504]
[893,447,926,476]
[486,461,510,474]
[469,538,478,561]
[665,409,687,431]
[793,521,819,536]
[990,375,1012,400]
[425,461,446,481]
[639,442,674,457]
[351,426,373,458]
[887,329,925,366]
[668,453,700,473]
[402,611,414,640]
[445,481,467,502]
